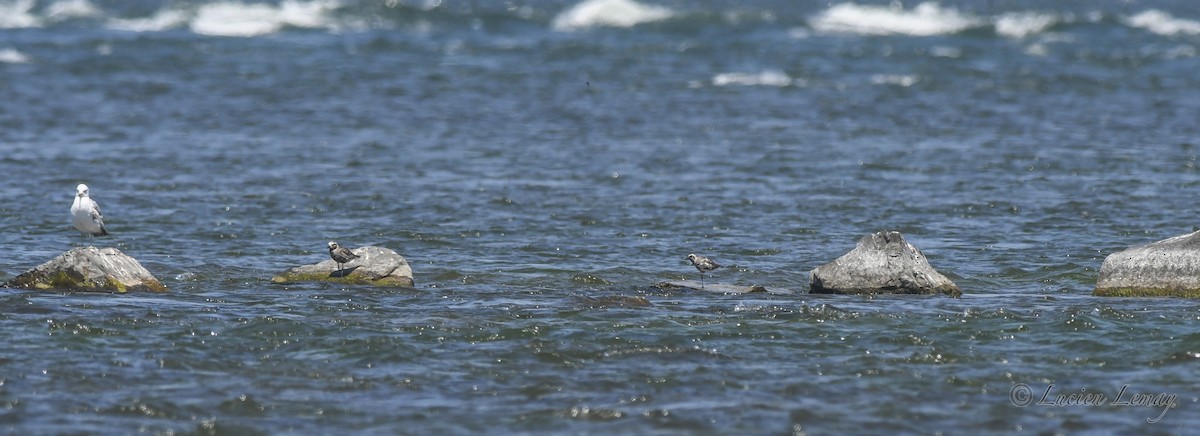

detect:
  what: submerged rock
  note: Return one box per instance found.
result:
[1095,230,1200,297]
[654,280,793,294]
[3,246,166,293]
[575,295,653,308]
[809,231,960,296]
[271,246,414,287]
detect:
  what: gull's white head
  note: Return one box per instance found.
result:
[328,241,339,250]
[76,184,89,197]
[686,254,698,263]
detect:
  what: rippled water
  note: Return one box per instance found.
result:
[2,0,1200,433]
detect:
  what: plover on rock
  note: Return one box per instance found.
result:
[686,253,721,288]
[328,241,361,272]
[71,184,108,237]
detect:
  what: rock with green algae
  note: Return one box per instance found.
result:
[1095,230,1200,297]
[3,246,166,293]
[272,246,414,287]
[809,231,960,297]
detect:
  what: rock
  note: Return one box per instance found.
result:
[809,231,960,296]
[575,295,653,308]
[271,246,414,287]
[654,280,793,294]
[1095,230,1200,297]
[3,246,166,293]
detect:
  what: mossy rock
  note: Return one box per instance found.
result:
[1093,287,1200,298]
[4,246,166,293]
[272,246,414,288]
[1096,231,1200,298]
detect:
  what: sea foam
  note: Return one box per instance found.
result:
[552,0,672,32]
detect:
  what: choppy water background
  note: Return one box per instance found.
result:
[2,0,1200,433]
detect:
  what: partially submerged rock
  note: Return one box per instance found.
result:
[809,231,960,296]
[3,246,166,293]
[575,295,653,308]
[271,246,414,287]
[655,280,793,295]
[1095,230,1200,297]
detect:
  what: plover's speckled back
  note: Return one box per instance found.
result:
[686,253,721,288]
[71,183,108,237]
[328,241,361,272]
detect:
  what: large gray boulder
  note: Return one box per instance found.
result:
[1095,230,1200,297]
[809,231,960,296]
[272,246,414,287]
[3,246,166,293]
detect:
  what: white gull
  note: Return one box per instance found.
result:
[71,183,108,236]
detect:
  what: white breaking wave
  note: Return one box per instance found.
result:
[552,0,672,32]
[109,9,189,32]
[46,0,101,21]
[0,0,343,34]
[191,0,341,37]
[871,74,919,87]
[808,3,1072,39]
[712,70,794,87]
[810,2,981,36]
[0,48,30,64]
[0,0,40,28]
[995,11,1059,38]
[1124,10,1200,36]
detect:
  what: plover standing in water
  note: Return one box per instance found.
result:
[686,253,721,288]
[328,241,361,272]
[71,184,108,236]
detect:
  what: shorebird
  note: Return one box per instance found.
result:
[686,253,720,289]
[328,241,360,272]
[71,184,108,236]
